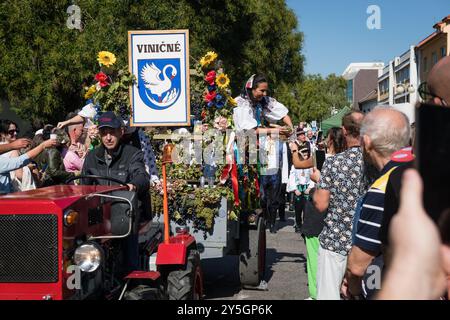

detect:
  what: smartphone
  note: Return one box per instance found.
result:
[317,131,323,143]
[316,150,326,171]
[416,103,450,225]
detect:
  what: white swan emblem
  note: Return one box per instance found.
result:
[140,63,179,107]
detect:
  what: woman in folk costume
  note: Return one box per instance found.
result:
[233,74,294,234]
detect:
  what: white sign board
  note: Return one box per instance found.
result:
[128,30,190,126]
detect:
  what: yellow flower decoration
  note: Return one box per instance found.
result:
[97,51,116,67]
[228,97,237,107]
[216,73,230,89]
[84,85,96,99]
[200,51,218,67]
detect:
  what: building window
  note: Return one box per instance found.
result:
[379,78,389,95]
[423,57,428,72]
[346,79,353,103]
[441,47,447,58]
[395,95,409,104]
[432,52,438,65]
[395,67,409,84]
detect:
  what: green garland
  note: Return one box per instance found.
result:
[150,176,236,236]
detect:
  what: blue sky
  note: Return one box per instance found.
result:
[286,0,449,76]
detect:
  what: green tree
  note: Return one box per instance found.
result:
[0,0,304,125]
[274,73,347,125]
[323,73,347,112]
[297,75,328,123]
[273,81,302,124]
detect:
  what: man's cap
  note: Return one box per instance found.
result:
[98,111,123,129]
[296,127,306,135]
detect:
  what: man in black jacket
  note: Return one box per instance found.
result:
[81,111,150,272]
[81,111,150,195]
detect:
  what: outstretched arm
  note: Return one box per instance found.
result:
[57,114,85,129]
[0,139,31,155]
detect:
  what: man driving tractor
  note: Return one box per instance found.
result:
[81,111,151,271]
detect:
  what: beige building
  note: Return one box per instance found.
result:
[377,46,418,124]
[416,15,450,84]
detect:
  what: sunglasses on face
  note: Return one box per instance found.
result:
[418,82,433,100]
[418,82,448,106]
[8,129,19,135]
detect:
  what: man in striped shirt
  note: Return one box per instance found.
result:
[342,107,411,300]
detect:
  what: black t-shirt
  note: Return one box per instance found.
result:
[379,161,414,245]
[301,190,326,237]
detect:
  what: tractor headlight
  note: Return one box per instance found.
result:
[73,243,101,272]
[64,210,79,227]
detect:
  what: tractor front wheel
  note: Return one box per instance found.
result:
[167,250,203,300]
[124,285,163,300]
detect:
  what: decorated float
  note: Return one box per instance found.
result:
[83,49,266,288]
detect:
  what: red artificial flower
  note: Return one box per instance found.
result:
[205,70,216,84]
[95,72,109,87]
[204,91,216,103]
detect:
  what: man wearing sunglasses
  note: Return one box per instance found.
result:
[419,56,450,107]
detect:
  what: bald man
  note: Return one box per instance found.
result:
[427,55,450,107]
[341,107,411,300]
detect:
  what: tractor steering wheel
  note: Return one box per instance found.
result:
[65,175,130,189]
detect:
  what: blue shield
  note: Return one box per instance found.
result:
[138,59,181,110]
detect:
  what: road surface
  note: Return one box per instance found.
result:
[202,210,310,300]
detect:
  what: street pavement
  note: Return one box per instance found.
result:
[202,210,310,300]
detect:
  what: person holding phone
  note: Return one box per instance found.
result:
[312,111,369,300]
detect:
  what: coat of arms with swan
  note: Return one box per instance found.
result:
[138,59,181,110]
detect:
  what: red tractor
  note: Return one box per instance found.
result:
[0,172,203,300]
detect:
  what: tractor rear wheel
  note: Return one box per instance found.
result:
[167,250,203,300]
[239,216,266,287]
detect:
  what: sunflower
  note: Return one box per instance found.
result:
[84,85,97,99]
[97,51,116,67]
[228,97,237,107]
[200,51,218,67]
[215,73,230,89]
